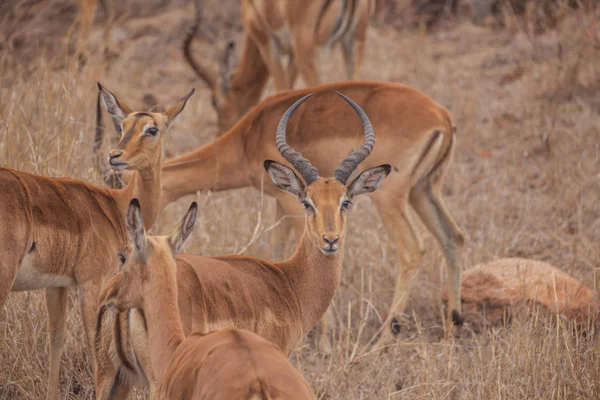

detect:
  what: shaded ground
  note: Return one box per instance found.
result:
[1,1,599,398]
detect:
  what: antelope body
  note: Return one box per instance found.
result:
[95,93,389,399]
[184,0,373,131]
[101,200,315,400]
[157,81,465,349]
[0,84,192,400]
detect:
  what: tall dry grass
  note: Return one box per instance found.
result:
[1,1,600,398]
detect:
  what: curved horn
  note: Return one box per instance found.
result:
[333,92,375,184]
[276,93,320,185]
[182,0,216,89]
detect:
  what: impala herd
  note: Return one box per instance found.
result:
[3,1,470,399]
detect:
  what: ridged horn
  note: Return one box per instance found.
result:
[333,92,375,184]
[276,93,319,185]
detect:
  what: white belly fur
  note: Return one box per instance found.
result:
[12,256,76,291]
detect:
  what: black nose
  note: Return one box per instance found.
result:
[323,236,339,246]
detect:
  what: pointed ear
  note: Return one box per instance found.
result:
[168,202,198,255]
[219,41,237,92]
[98,82,133,126]
[126,199,147,253]
[163,88,195,125]
[264,160,306,201]
[347,164,391,199]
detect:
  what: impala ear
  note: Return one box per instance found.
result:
[168,202,198,255]
[347,165,391,199]
[264,160,306,201]
[164,88,195,126]
[126,199,147,253]
[98,83,133,126]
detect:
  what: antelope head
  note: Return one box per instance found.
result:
[264,93,391,255]
[103,199,197,311]
[98,83,195,172]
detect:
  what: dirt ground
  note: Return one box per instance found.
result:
[1,0,600,399]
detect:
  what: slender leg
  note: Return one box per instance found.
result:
[290,29,320,87]
[371,192,424,349]
[409,179,465,338]
[79,282,102,377]
[46,287,69,400]
[74,0,98,67]
[285,53,299,89]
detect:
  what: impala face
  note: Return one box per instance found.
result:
[98,83,194,171]
[104,199,197,311]
[265,91,391,257]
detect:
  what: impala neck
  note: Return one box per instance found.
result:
[111,153,163,230]
[143,256,184,383]
[161,132,251,206]
[229,34,270,117]
[283,226,344,335]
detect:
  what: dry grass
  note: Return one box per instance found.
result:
[1,1,600,398]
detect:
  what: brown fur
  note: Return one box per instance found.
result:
[442,258,600,326]
[184,0,374,132]
[96,102,390,397]
[159,81,465,349]
[100,202,314,399]
[0,85,192,400]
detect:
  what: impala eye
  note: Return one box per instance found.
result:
[146,127,158,136]
[119,252,126,265]
[302,201,314,211]
[211,96,218,109]
[341,200,352,210]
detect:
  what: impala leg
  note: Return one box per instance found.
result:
[285,53,299,89]
[46,287,69,400]
[341,34,365,80]
[409,180,465,338]
[79,281,102,376]
[372,193,424,350]
[99,0,116,59]
[74,0,98,66]
[290,29,320,86]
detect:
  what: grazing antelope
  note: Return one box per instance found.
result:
[153,81,466,350]
[183,0,373,132]
[100,200,315,400]
[0,84,192,400]
[94,92,389,398]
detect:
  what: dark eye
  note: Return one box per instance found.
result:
[302,201,314,211]
[341,200,352,210]
[211,96,218,108]
[146,127,158,136]
[119,252,126,264]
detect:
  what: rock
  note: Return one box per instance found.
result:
[442,258,599,326]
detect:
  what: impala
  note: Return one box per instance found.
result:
[152,81,466,350]
[183,0,373,132]
[94,92,389,398]
[100,199,315,400]
[0,84,192,400]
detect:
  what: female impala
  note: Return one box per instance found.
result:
[102,199,315,400]
[95,93,390,399]
[0,84,193,400]
[183,0,373,132]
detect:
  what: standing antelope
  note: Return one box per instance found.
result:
[183,0,373,132]
[153,81,465,350]
[0,84,193,400]
[100,199,315,400]
[94,92,390,399]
